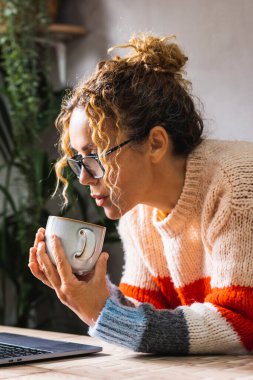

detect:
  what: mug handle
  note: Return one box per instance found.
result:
[73,228,96,260]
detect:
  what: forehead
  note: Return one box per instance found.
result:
[69,107,93,151]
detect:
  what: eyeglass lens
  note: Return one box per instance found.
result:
[68,157,104,179]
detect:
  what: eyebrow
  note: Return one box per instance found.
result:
[70,143,96,152]
[81,143,96,151]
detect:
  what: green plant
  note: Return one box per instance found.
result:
[0,0,55,326]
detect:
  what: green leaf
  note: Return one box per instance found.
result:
[0,184,17,215]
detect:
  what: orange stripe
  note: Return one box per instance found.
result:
[153,276,182,308]
[206,285,253,351]
[120,277,212,310]
[119,283,171,309]
[176,277,211,305]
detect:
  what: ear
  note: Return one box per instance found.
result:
[148,126,170,163]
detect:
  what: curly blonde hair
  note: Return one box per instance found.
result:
[54,33,204,206]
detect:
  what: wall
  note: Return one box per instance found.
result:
[58,0,253,141]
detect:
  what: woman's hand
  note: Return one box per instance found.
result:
[28,228,110,327]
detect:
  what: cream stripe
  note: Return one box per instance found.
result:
[181,302,246,354]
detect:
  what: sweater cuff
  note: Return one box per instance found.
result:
[89,297,146,351]
[89,296,189,353]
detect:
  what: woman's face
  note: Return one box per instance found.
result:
[68,107,154,219]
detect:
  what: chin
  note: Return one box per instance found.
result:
[103,203,131,220]
[103,207,122,220]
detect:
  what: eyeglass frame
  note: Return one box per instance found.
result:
[67,138,134,179]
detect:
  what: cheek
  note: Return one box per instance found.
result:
[104,151,149,203]
[103,167,130,205]
[111,165,143,204]
[105,162,130,191]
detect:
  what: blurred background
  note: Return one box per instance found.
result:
[0,0,252,334]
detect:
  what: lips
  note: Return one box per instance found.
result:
[90,194,109,207]
[90,193,108,199]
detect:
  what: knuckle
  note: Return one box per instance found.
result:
[42,264,50,277]
[57,289,67,303]
[37,243,43,253]
[61,283,69,294]
[55,256,64,269]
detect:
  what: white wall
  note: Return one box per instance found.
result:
[59,0,253,141]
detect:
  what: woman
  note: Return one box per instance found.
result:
[29,34,253,354]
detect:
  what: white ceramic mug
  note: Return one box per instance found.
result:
[45,216,106,275]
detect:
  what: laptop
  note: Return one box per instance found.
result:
[0,332,102,366]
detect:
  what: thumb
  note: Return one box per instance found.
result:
[94,252,109,280]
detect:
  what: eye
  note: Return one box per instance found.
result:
[73,154,82,160]
[88,152,99,159]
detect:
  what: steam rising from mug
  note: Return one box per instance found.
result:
[45,216,106,275]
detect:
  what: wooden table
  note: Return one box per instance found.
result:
[0,325,253,379]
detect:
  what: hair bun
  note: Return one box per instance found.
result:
[108,33,188,75]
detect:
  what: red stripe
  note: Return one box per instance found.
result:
[120,277,211,309]
[153,276,182,308]
[206,285,253,351]
[119,283,171,309]
[176,277,211,305]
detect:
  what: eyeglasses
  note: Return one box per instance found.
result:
[67,139,133,179]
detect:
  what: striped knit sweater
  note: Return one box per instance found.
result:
[89,139,253,354]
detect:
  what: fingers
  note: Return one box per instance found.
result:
[36,241,61,289]
[29,246,38,265]
[50,236,73,283]
[29,235,74,293]
[93,252,109,282]
[29,245,45,273]
[29,262,53,288]
[34,228,45,248]
[28,247,53,288]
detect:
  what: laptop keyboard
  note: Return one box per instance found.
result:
[0,342,51,359]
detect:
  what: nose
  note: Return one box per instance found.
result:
[78,166,98,186]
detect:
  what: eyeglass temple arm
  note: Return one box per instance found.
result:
[104,139,133,156]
